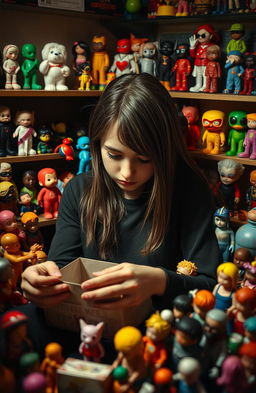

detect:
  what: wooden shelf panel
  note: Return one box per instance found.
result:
[38,215,56,227]
[0,153,63,164]
[0,89,101,97]
[191,150,256,167]
[170,92,256,102]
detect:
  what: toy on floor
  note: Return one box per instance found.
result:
[175,357,206,393]
[172,294,193,324]
[79,319,105,362]
[191,289,215,326]
[201,110,225,154]
[214,208,235,262]
[40,342,64,393]
[213,262,238,311]
[0,106,16,156]
[2,44,21,90]
[13,110,37,156]
[37,168,61,219]
[226,110,247,156]
[239,113,256,159]
[21,43,42,90]
[76,136,91,174]
[54,137,74,160]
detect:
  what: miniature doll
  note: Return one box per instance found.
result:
[239,342,256,387]
[19,192,38,216]
[233,247,251,283]
[153,368,175,393]
[21,43,42,90]
[213,262,238,311]
[57,171,74,194]
[0,162,18,198]
[239,113,256,159]
[2,44,21,90]
[223,50,245,94]
[40,342,64,393]
[143,310,172,370]
[214,208,235,262]
[0,181,19,216]
[244,316,256,342]
[91,35,109,90]
[204,44,221,93]
[191,0,213,14]
[189,24,219,92]
[156,40,173,91]
[226,23,247,54]
[109,39,136,78]
[13,111,37,156]
[130,33,149,74]
[112,326,147,391]
[54,137,74,160]
[72,40,90,77]
[1,233,37,288]
[78,62,93,91]
[139,42,157,76]
[0,106,16,157]
[174,357,206,393]
[181,105,200,151]
[239,54,256,95]
[228,287,256,336]
[201,110,225,155]
[172,294,193,324]
[21,170,38,205]
[170,43,191,92]
[217,355,248,393]
[37,168,61,219]
[76,136,91,174]
[0,210,26,245]
[246,170,256,210]
[37,126,53,154]
[176,0,189,16]
[21,212,44,250]
[39,42,70,91]
[79,319,105,362]
[215,159,245,213]
[241,261,256,289]
[226,110,247,156]
[176,260,198,276]
[191,289,215,325]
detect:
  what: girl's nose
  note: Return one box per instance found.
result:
[121,159,135,180]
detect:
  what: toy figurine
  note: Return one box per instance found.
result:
[91,35,109,90]
[170,43,191,92]
[21,212,44,250]
[0,181,19,216]
[76,136,91,174]
[239,113,256,159]
[22,372,47,393]
[156,1,176,16]
[0,210,26,245]
[21,43,42,90]
[246,170,256,210]
[212,0,228,14]
[1,233,37,288]
[233,247,250,283]
[239,54,256,95]
[223,50,245,94]
[147,0,158,18]
[78,62,93,91]
[0,106,16,156]
[235,208,256,258]
[213,262,238,311]
[176,0,189,16]
[37,126,53,154]
[39,42,70,91]
[54,137,74,160]
[21,170,38,205]
[172,294,193,323]
[191,0,212,14]
[226,24,247,54]
[0,162,18,198]
[238,342,256,387]
[143,310,172,370]
[226,110,247,156]
[189,24,219,92]
[244,316,256,342]
[2,44,21,90]
[139,42,157,76]
[79,319,105,362]
[40,342,64,393]
[201,110,225,154]
[217,355,248,393]
[241,261,256,289]
[175,357,206,393]
[228,0,241,12]
[153,368,175,393]
[112,326,147,392]
[182,105,200,151]
[228,287,256,336]
[215,159,245,212]
[130,33,149,74]
[109,39,136,78]
[214,208,235,262]
[176,260,198,276]
[19,192,38,216]
[204,45,221,93]
[72,40,91,77]
[57,171,74,194]
[13,110,37,156]
[192,289,215,325]
[112,365,133,393]
[19,351,41,376]
[156,40,173,91]
[37,168,61,219]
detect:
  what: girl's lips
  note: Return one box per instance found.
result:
[117,180,136,186]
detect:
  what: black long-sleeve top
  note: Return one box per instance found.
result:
[48,161,221,309]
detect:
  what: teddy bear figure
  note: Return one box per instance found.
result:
[39,42,70,90]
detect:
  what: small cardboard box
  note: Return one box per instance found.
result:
[45,257,152,338]
[57,357,112,393]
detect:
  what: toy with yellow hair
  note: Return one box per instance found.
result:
[213,262,239,312]
[201,110,225,155]
[176,260,198,276]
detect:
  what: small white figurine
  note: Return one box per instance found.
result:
[79,319,105,362]
[2,44,21,90]
[39,42,70,90]
[13,111,37,156]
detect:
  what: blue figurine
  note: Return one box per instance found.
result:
[76,136,91,175]
[223,50,244,94]
[214,207,235,262]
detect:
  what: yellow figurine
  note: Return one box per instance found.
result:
[78,63,93,91]
[202,110,225,155]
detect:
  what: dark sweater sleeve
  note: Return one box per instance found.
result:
[47,174,86,268]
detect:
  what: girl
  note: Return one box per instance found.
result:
[21,74,219,320]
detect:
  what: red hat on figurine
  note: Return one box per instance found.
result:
[0,310,28,329]
[193,24,220,43]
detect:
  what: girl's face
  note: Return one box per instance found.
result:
[101,122,154,199]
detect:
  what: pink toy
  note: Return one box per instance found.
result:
[239,114,256,159]
[217,355,248,393]
[79,319,105,362]
[204,44,221,93]
[241,262,256,290]
[0,210,26,245]
[182,105,200,150]
[37,168,61,219]
[176,0,189,16]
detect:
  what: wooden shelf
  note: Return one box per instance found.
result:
[0,89,101,97]
[38,215,56,227]
[0,153,63,164]
[191,150,256,167]
[170,92,256,102]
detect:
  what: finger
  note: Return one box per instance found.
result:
[37,261,62,278]
[92,264,125,276]
[81,283,125,301]
[22,280,70,298]
[81,269,131,290]
[22,270,63,287]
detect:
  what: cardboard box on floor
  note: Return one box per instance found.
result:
[45,258,152,338]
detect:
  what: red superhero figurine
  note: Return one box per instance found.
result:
[37,168,61,219]
[240,54,256,96]
[171,43,191,92]
[54,137,74,160]
[182,105,201,150]
[204,44,221,93]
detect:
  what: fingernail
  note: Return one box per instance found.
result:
[54,272,62,277]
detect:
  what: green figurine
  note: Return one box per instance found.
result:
[226,23,247,55]
[226,110,248,156]
[21,43,42,90]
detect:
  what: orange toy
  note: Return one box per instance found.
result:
[41,342,64,393]
[91,35,109,90]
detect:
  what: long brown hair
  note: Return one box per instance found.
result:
[81,73,201,259]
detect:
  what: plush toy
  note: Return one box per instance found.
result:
[39,42,70,91]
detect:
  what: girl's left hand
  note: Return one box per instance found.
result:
[80,263,167,309]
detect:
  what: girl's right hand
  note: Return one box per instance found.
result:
[21,261,70,308]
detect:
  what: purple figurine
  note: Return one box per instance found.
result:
[239,113,256,159]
